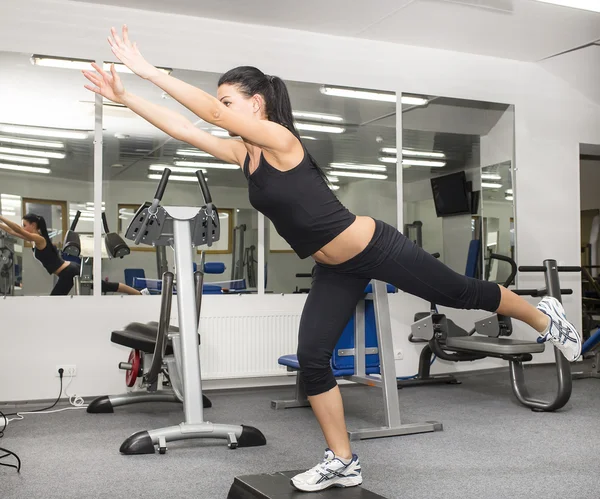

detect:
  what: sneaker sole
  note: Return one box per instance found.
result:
[291,475,363,492]
[539,298,582,362]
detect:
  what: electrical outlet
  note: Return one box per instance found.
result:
[56,365,77,377]
[394,349,404,360]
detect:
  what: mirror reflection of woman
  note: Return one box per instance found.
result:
[82,25,583,493]
[0,213,141,296]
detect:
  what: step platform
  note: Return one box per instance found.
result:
[227,470,387,498]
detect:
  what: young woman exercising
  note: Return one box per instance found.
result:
[82,25,582,493]
[0,213,141,296]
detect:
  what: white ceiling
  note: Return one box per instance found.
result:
[72,0,600,61]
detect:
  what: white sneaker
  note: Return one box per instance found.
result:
[140,288,151,295]
[291,449,362,492]
[537,296,582,362]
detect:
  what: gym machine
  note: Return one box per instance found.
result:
[231,223,257,289]
[403,256,580,412]
[64,210,132,295]
[90,168,266,454]
[0,229,16,296]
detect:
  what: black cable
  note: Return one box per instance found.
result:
[0,409,21,473]
[0,373,63,473]
[4,373,63,417]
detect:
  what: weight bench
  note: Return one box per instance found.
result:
[272,280,443,441]
[573,328,600,380]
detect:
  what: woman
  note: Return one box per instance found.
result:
[0,213,141,296]
[83,26,582,492]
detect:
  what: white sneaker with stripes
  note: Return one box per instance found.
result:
[291,449,363,492]
[537,296,582,362]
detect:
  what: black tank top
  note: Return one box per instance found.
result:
[33,242,64,274]
[243,148,356,259]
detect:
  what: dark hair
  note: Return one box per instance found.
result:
[22,213,58,255]
[218,66,331,184]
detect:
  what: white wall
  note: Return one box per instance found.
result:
[0,0,599,401]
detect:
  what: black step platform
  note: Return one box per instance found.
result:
[227,471,387,498]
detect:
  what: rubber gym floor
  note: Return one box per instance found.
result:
[1,364,599,499]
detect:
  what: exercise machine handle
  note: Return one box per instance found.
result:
[513,288,573,297]
[101,212,110,234]
[490,253,517,287]
[519,265,581,273]
[134,169,171,245]
[69,211,81,231]
[195,170,212,204]
[154,168,171,201]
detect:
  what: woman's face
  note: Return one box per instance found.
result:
[217,83,256,117]
[22,219,38,234]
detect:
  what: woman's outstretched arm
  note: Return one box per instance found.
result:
[82,63,246,166]
[106,25,296,154]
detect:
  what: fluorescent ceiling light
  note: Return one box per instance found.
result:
[319,86,428,106]
[505,196,514,201]
[0,146,65,159]
[149,165,208,174]
[329,170,388,180]
[31,55,93,70]
[330,162,386,172]
[482,173,502,180]
[1,194,21,200]
[0,136,64,149]
[300,136,317,141]
[103,62,172,75]
[295,123,345,134]
[506,189,513,195]
[0,163,51,174]
[330,185,340,191]
[402,95,430,106]
[326,176,339,183]
[0,124,89,140]
[402,159,446,167]
[148,174,201,183]
[401,149,445,158]
[176,149,213,158]
[1,199,20,207]
[292,111,343,122]
[30,55,172,74]
[0,153,49,165]
[534,0,600,13]
[210,130,230,137]
[378,157,397,164]
[320,86,396,103]
[173,161,238,170]
[482,182,503,189]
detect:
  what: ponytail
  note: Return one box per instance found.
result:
[218,67,332,186]
[22,213,58,255]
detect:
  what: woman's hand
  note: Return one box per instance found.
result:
[82,63,127,104]
[107,25,158,80]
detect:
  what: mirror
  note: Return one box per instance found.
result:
[266,81,397,294]
[0,51,94,296]
[401,94,515,284]
[102,67,259,294]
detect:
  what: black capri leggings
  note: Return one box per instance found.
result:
[50,262,119,296]
[297,219,502,397]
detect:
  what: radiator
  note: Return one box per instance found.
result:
[198,314,301,379]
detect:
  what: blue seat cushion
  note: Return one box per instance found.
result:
[278,354,380,376]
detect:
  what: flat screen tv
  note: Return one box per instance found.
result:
[430,171,471,217]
